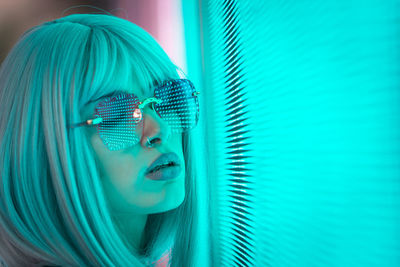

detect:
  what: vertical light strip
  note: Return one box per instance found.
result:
[115,0,186,72]
[156,0,187,73]
[181,1,212,265]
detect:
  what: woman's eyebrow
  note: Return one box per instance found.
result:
[86,90,127,105]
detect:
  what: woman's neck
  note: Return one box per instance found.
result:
[113,213,148,251]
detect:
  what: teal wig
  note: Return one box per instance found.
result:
[0,14,202,266]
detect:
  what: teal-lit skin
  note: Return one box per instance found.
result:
[79,77,186,250]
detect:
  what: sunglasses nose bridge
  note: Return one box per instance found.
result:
[138,96,162,109]
[138,105,171,148]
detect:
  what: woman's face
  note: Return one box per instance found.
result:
[80,80,186,215]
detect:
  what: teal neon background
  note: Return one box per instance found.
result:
[183,0,400,266]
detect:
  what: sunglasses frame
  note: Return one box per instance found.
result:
[68,79,200,132]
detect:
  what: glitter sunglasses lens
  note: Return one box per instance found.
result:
[93,79,199,151]
[154,79,199,132]
[94,93,142,151]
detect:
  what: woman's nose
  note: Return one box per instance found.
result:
[139,105,170,148]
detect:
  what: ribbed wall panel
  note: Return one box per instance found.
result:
[205,0,256,266]
[201,0,400,266]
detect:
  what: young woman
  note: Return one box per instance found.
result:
[0,13,202,266]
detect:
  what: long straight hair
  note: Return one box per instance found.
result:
[0,14,200,266]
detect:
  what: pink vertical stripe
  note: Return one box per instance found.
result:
[113,0,186,73]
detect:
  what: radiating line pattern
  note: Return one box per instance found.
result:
[204,0,256,266]
[220,1,256,265]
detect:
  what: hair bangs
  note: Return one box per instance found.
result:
[74,22,179,113]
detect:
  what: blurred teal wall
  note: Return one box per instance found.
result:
[183,0,400,266]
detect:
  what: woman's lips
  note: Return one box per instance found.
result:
[145,165,182,181]
[146,152,181,174]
